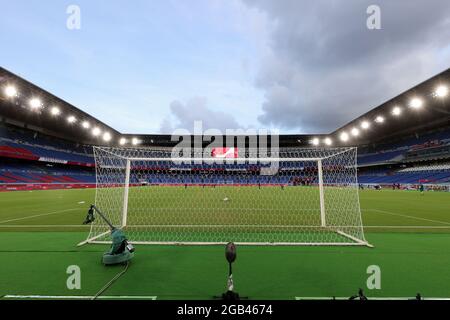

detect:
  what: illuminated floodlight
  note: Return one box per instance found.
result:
[92,127,101,136]
[435,85,448,98]
[392,106,402,116]
[351,128,359,136]
[324,137,332,146]
[82,121,90,129]
[311,137,320,146]
[131,137,140,145]
[4,85,17,97]
[409,97,423,109]
[361,121,370,129]
[67,115,77,123]
[50,106,61,116]
[29,98,42,109]
[375,116,384,123]
[103,132,112,142]
[340,132,349,142]
[119,137,127,145]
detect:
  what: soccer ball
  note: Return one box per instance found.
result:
[223,197,229,202]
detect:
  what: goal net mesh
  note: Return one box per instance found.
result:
[84,146,368,246]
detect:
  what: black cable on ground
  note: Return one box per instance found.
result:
[91,261,130,300]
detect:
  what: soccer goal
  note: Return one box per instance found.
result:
[80,146,371,247]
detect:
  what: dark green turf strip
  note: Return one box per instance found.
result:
[1,232,449,299]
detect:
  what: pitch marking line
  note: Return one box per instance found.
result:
[367,209,450,226]
[2,294,157,300]
[294,296,450,300]
[0,225,90,228]
[0,208,79,224]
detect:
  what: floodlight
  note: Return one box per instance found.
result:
[324,137,332,146]
[361,121,370,129]
[375,116,384,123]
[119,137,127,145]
[29,98,42,109]
[92,127,101,136]
[131,137,140,145]
[67,115,77,123]
[340,132,349,142]
[4,85,17,97]
[311,137,320,146]
[409,97,423,109]
[435,85,448,98]
[50,106,61,116]
[351,128,359,136]
[82,121,90,129]
[103,132,112,142]
[392,106,402,116]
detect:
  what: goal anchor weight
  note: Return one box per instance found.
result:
[83,204,135,265]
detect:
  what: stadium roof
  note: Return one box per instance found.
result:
[333,68,450,147]
[1,66,449,148]
[0,67,119,145]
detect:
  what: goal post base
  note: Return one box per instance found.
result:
[336,230,374,248]
[77,230,110,247]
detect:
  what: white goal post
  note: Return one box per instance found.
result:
[80,146,371,247]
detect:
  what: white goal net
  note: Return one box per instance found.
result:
[81,146,370,246]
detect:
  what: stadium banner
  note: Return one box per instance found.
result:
[38,157,68,164]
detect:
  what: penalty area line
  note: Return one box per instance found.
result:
[295,296,450,300]
[367,209,450,226]
[0,208,79,224]
[2,294,157,300]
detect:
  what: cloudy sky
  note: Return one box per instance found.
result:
[1,0,449,134]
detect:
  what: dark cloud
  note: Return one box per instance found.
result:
[160,97,241,133]
[244,0,450,132]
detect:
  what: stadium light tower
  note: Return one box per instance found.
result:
[50,106,61,116]
[409,97,423,109]
[82,121,90,129]
[311,137,320,146]
[119,137,127,145]
[340,132,349,142]
[375,116,384,123]
[103,132,112,142]
[392,106,402,116]
[4,85,18,98]
[351,128,359,137]
[324,137,332,146]
[92,127,101,136]
[435,85,448,98]
[67,115,77,123]
[361,121,370,129]
[29,98,42,109]
[131,137,140,145]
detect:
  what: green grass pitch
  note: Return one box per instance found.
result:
[0,188,449,299]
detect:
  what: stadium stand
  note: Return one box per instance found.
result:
[1,66,449,191]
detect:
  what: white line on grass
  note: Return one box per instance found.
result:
[1,224,448,229]
[294,296,450,300]
[364,225,450,229]
[3,294,157,300]
[0,225,90,228]
[366,209,450,226]
[0,208,79,224]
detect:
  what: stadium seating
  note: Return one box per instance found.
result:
[357,128,450,165]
